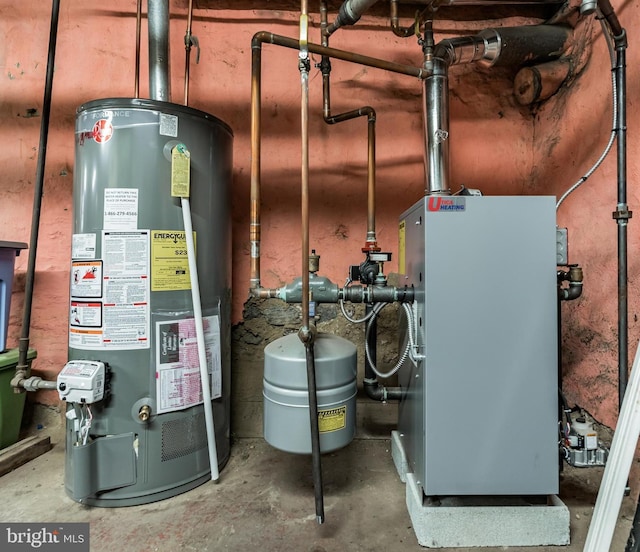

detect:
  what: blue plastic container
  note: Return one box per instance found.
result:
[0,241,27,352]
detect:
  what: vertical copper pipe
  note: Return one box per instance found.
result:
[366,116,376,241]
[249,39,262,289]
[183,0,194,106]
[135,0,142,97]
[320,2,377,246]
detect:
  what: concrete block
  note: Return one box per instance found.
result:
[393,431,570,548]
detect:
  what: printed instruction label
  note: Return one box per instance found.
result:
[156,315,222,414]
[160,113,178,137]
[318,405,347,433]
[151,230,195,291]
[104,188,139,230]
[72,233,97,259]
[70,301,102,328]
[69,231,150,350]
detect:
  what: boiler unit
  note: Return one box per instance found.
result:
[398,195,558,496]
[66,98,232,506]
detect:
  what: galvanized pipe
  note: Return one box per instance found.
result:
[15,0,61,387]
[613,35,629,411]
[148,0,171,102]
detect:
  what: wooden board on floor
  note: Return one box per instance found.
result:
[0,435,52,477]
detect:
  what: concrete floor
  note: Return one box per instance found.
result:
[0,406,636,552]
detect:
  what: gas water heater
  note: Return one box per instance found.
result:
[65,98,232,506]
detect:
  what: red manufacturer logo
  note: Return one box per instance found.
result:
[92,119,113,143]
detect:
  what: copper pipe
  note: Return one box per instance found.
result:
[320,2,377,245]
[255,31,425,78]
[135,0,142,97]
[366,115,375,241]
[249,39,262,289]
[390,0,415,38]
[184,0,194,106]
[248,30,424,296]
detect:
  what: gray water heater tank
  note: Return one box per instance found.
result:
[263,333,357,454]
[67,98,232,506]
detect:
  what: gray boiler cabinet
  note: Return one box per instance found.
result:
[398,195,558,497]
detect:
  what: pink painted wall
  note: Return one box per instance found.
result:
[0,1,637,442]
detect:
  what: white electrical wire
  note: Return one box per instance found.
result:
[556,14,618,211]
[339,299,380,324]
[364,302,414,379]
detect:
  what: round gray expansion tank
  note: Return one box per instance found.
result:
[263,333,357,454]
[68,98,232,506]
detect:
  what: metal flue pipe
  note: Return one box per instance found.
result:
[148,0,171,101]
[422,24,570,195]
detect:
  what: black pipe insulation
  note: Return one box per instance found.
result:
[433,25,570,69]
[15,0,61,383]
[487,25,571,68]
[303,339,324,524]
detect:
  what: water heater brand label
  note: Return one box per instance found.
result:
[427,196,466,212]
[92,119,113,143]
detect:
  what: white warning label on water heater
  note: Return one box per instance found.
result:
[104,188,139,230]
[156,315,222,414]
[69,231,150,351]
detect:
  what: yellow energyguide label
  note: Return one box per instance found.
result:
[398,219,406,275]
[151,230,196,291]
[318,405,347,434]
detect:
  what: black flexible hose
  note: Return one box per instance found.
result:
[305,341,324,524]
[16,0,60,376]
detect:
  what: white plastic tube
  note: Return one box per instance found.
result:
[181,197,219,481]
[583,338,640,551]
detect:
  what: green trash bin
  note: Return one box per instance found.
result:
[0,348,37,449]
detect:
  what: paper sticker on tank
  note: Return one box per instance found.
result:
[70,301,102,328]
[71,261,103,298]
[398,219,406,276]
[318,406,347,433]
[104,188,139,230]
[72,233,97,260]
[155,315,222,414]
[160,113,178,137]
[151,230,195,291]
